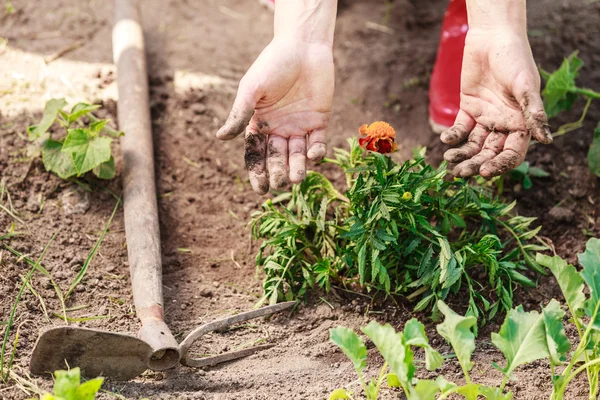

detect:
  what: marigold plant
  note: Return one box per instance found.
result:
[251,122,546,322]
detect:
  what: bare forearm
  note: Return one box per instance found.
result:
[466,0,527,32]
[274,0,338,45]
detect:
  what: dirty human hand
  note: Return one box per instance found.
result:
[216,0,337,194]
[441,0,552,178]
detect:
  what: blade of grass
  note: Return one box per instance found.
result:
[3,245,66,322]
[8,367,44,397]
[51,312,110,323]
[0,233,56,381]
[66,197,120,298]
[22,278,50,323]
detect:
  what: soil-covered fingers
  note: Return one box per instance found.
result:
[267,135,290,190]
[519,92,552,144]
[443,125,488,164]
[288,137,307,183]
[440,110,476,145]
[307,129,327,161]
[452,131,506,177]
[245,129,269,194]
[480,130,531,178]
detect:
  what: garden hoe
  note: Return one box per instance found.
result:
[29,0,293,381]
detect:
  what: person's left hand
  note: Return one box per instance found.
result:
[440,27,553,178]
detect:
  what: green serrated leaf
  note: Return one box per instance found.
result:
[479,386,513,400]
[42,139,77,179]
[53,368,81,399]
[579,238,600,329]
[74,377,104,400]
[589,125,600,177]
[62,129,112,175]
[408,379,440,400]
[28,98,67,140]
[537,253,586,315]
[329,388,351,400]
[456,383,481,400]
[436,301,477,373]
[386,373,401,388]
[491,306,549,377]
[93,155,115,179]
[542,51,584,118]
[403,318,443,370]
[542,299,570,365]
[329,326,367,373]
[68,103,101,124]
[362,321,413,384]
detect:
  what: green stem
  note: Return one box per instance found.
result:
[575,87,600,99]
[568,358,600,384]
[553,301,600,399]
[374,362,388,397]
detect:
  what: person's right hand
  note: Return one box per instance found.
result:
[216,38,334,195]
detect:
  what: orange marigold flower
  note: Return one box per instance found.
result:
[358,121,398,154]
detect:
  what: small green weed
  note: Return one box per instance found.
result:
[540,51,600,177]
[37,368,103,400]
[27,99,123,180]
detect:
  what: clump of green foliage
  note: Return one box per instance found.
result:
[540,51,600,177]
[27,98,122,180]
[37,368,103,400]
[329,238,600,400]
[251,139,546,322]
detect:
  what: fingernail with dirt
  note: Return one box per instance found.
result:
[245,132,269,194]
[443,149,468,163]
[217,108,254,140]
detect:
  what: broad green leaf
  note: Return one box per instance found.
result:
[436,301,476,373]
[456,383,481,400]
[579,238,600,328]
[89,119,107,136]
[93,155,115,179]
[28,98,67,140]
[53,368,81,399]
[589,125,600,177]
[408,379,440,400]
[329,327,367,373]
[42,139,77,179]
[62,129,112,175]
[528,166,550,178]
[403,318,443,370]
[68,103,101,124]
[491,306,549,377]
[537,253,585,316]
[542,52,584,117]
[542,299,570,365]
[329,388,351,399]
[479,386,513,400]
[362,321,413,384]
[74,377,104,400]
[435,376,457,395]
[386,373,400,388]
[41,394,57,400]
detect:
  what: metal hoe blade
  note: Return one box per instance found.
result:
[30,327,153,381]
[179,302,295,368]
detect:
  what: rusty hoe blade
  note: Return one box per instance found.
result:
[29,327,153,381]
[179,302,295,368]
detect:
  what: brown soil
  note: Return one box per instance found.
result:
[1,0,599,399]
